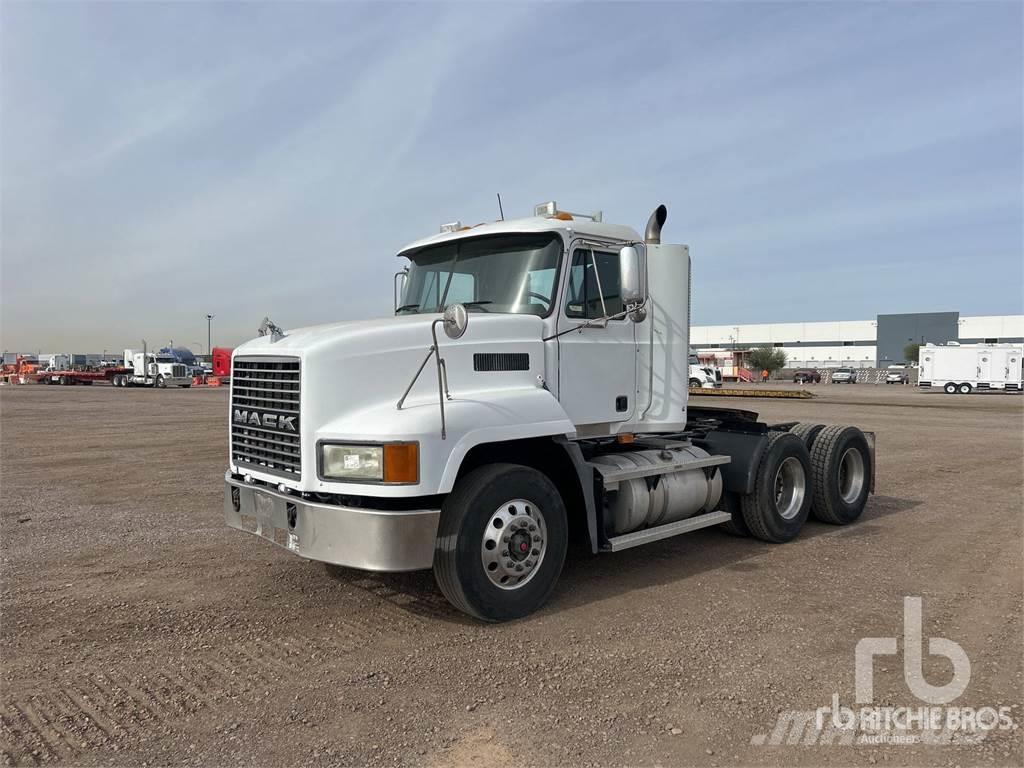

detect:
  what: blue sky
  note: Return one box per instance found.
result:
[2,2,1021,352]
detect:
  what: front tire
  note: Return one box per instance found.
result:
[810,425,871,524]
[689,378,701,388]
[433,463,567,622]
[740,432,812,543]
[156,375,165,388]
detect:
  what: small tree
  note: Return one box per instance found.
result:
[747,346,788,376]
[903,343,920,364]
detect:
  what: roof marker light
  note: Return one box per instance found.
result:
[440,221,463,233]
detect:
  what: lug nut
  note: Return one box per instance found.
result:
[515,564,523,572]
[532,548,540,556]
[529,524,536,532]
[533,535,541,542]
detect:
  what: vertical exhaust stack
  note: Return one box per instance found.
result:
[645,205,668,244]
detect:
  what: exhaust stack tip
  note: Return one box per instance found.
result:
[645,205,668,244]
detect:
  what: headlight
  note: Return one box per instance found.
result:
[319,442,418,484]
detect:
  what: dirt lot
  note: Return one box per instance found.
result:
[1,383,1021,767]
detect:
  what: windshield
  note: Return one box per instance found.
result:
[398,233,561,316]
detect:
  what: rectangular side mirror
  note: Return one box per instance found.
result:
[619,246,643,305]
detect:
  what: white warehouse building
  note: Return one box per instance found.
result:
[691,312,1024,371]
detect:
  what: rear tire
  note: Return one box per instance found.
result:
[433,463,567,622]
[943,382,957,394]
[957,383,972,395]
[740,432,812,543]
[789,422,825,450]
[810,425,871,525]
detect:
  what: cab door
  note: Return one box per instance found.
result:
[555,243,636,430]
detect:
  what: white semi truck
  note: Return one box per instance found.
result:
[918,342,1023,394]
[688,353,719,389]
[225,203,875,621]
[114,348,192,388]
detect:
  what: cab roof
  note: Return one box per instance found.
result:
[397,215,642,258]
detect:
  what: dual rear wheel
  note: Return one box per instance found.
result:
[721,423,871,541]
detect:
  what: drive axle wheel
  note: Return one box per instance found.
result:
[810,425,871,525]
[740,432,812,543]
[434,463,567,622]
[789,422,825,450]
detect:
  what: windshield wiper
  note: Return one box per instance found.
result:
[462,301,492,312]
[395,304,422,314]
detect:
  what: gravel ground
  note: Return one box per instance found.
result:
[1,383,1021,767]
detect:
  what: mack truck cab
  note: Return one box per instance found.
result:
[225,202,874,621]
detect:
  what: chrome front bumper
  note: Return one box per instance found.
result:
[224,474,440,572]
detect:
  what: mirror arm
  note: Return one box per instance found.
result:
[393,267,409,312]
[541,296,649,342]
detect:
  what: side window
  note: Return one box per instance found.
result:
[565,249,622,319]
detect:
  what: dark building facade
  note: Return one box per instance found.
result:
[876,312,960,366]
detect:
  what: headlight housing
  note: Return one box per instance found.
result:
[319,442,418,484]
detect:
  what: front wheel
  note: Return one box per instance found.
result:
[689,378,701,388]
[156,375,165,388]
[433,463,567,622]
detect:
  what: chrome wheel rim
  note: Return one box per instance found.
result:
[481,499,547,590]
[774,457,806,520]
[838,447,866,504]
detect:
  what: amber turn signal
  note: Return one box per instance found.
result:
[383,443,419,484]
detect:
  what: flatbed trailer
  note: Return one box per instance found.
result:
[33,368,132,385]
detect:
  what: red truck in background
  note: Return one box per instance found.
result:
[212,348,233,379]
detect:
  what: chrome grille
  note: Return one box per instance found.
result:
[172,364,187,379]
[231,357,301,478]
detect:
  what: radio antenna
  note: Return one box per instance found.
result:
[496,193,505,221]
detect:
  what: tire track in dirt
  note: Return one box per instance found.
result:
[3,627,376,764]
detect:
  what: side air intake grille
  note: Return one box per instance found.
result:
[474,353,529,372]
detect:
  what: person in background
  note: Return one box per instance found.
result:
[761,369,769,383]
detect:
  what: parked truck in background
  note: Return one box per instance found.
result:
[918,342,1023,394]
[224,202,875,621]
[688,354,719,389]
[113,348,191,388]
[212,347,234,380]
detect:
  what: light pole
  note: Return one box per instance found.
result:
[206,314,214,355]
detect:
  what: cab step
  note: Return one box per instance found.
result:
[603,510,732,552]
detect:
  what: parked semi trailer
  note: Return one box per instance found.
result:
[224,202,875,621]
[918,342,1023,394]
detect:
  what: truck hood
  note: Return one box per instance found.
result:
[232,311,550,457]
[233,313,547,370]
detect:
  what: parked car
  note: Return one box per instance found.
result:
[885,365,909,384]
[793,368,821,384]
[831,367,857,383]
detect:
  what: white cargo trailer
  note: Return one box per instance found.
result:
[918,342,1023,394]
